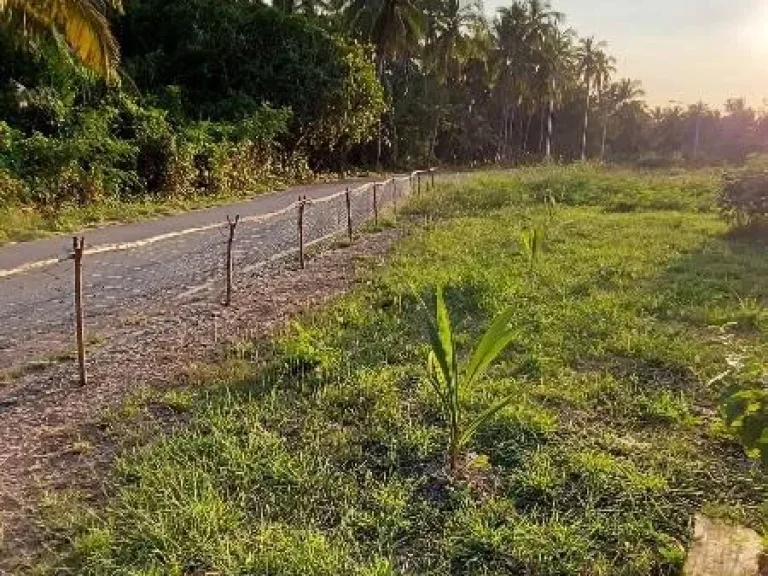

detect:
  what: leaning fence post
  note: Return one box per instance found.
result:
[225,214,240,307]
[72,237,87,386]
[298,195,306,269]
[373,183,379,227]
[345,187,353,243]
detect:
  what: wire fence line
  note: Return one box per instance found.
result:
[0,169,436,381]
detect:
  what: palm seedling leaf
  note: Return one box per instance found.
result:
[427,350,450,407]
[463,306,516,389]
[428,286,456,388]
[460,391,517,447]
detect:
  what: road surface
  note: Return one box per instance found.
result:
[0,175,411,371]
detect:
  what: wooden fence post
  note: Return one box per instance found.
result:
[298,195,306,269]
[225,214,240,307]
[373,183,379,227]
[417,172,422,196]
[392,179,398,220]
[430,168,435,189]
[72,236,87,386]
[345,187,353,243]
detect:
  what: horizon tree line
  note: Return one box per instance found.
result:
[2,0,768,167]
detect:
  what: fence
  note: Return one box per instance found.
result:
[0,169,437,384]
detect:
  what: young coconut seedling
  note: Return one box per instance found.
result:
[426,286,518,473]
[519,225,546,271]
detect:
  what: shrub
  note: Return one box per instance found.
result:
[15,86,69,135]
[719,170,768,227]
[0,169,28,204]
[720,358,768,469]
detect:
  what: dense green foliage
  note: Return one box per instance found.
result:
[44,166,768,574]
[0,0,383,241]
[2,0,768,242]
[120,0,384,164]
[720,169,768,227]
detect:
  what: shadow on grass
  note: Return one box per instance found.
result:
[647,229,768,334]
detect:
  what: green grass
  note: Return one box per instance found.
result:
[41,164,768,575]
[0,192,264,246]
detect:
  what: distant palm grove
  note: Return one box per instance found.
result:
[1,0,767,204]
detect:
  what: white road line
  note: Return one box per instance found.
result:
[0,172,426,280]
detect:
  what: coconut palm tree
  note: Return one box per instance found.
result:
[576,36,614,161]
[536,25,573,160]
[347,0,423,166]
[427,0,485,86]
[348,0,422,67]
[0,0,120,79]
[600,78,643,161]
[493,2,529,160]
[521,0,562,156]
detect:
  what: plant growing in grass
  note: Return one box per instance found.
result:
[426,286,517,473]
[721,379,768,469]
[519,225,546,271]
[544,191,558,222]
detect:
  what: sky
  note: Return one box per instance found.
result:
[484,0,768,108]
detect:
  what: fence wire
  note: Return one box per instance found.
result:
[0,171,433,370]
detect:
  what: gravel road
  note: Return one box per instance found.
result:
[0,175,412,373]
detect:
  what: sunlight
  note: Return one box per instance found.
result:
[740,1,768,55]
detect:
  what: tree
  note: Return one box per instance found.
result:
[576,36,614,161]
[122,0,385,168]
[426,0,485,86]
[537,24,573,160]
[601,78,643,161]
[522,0,563,157]
[493,2,529,160]
[346,0,423,166]
[0,0,120,78]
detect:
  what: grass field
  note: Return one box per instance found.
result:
[42,165,768,575]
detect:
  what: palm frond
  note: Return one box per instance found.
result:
[0,0,120,79]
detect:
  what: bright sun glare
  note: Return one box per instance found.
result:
[741,2,768,54]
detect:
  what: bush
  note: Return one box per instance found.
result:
[720,358,768,470]
[719,171,768,227]
[0,169,28,204]
[15,87,69,135]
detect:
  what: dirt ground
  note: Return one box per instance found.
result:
[0,228,403,574]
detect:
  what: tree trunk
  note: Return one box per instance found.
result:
[545,94,555,161]
[500,105,508,160]
[376,56,385,170]
[523,112,533,154]
[693,114,701,159]
[600,120,607,163]
[581,79,590,162]
[538,105,545,154]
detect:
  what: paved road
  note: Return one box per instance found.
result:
[0,175,412,371]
